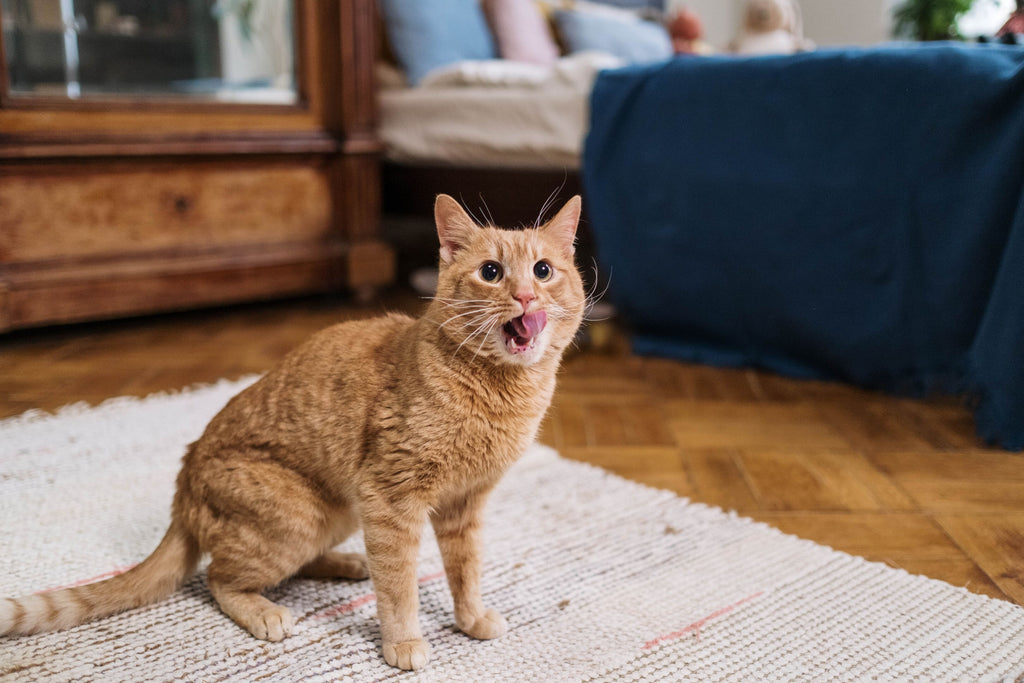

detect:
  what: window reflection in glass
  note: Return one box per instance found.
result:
[1,0,295,104]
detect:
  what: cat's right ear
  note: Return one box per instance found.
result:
[435,194,478,265]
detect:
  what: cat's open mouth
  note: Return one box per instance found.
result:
[501,310,547,354]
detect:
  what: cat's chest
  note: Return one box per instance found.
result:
[370,378,548,486]
[423,388,542,455]
[424,414,538,495]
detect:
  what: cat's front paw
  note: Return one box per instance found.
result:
[457,608,508,640]
[247,605,295,642]
[382,638,431,670]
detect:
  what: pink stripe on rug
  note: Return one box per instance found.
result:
[643,591,764,650]
[311,571,446,621]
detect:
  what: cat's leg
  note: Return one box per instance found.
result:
[430,485,508,640]
[362,509,430,670]
[297,508,369,580]
[198,462,332,642]
[207,581,296,642]
[297,551,369,580]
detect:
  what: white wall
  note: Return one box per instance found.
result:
[958,0,1018,37]
[668,0,898,51]
[800,0,897,46]
[667,0,740,51]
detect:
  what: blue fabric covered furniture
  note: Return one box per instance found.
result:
[583,45,1024,450]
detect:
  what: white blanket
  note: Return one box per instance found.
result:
[418,51,623,89]
[378,53,623,169]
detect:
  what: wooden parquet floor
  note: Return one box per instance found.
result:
[1,289,1021,608]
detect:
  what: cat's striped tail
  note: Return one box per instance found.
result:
[0,521,200,636]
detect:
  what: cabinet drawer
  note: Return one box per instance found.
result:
[0,160,333,263]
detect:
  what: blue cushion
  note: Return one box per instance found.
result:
[379,0,498,85]
[555,9,672,64]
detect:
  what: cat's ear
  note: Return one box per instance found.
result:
[435,194,478,265]
[540,195,581,257]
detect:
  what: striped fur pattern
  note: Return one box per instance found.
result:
[0,195,586,672]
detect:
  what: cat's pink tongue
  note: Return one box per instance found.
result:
[511,310,547,339]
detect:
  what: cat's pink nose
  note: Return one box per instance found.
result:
[514,291,535,311]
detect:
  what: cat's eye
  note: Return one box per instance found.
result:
[480,261,503,283]
[533,260,553,282]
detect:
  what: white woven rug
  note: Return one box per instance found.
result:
[2,379,1023,683]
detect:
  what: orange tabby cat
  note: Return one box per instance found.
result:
[0,194,586,671]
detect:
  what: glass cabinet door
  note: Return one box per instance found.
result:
[1,0,295,103]
[0,0,390,333]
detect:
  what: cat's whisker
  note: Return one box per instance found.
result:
[471,315,503,361]
[439,302,492,316]
[534,179,567,229]
[458,315,498,336]
[453,312,501,360]
[528,223,541,257]
[433,298,498,314]
[478,193,495,227]
[441,317,488,335]
[444,306,495,319]
[437,302,493,308]
[458,307,494,320]
[433,299,494,314]
[459,193,490,229]
[437,307,495,332]
[452,310,494,344]
[545,304,569,320]
[544,301,583,323]
[430,296,493,304]
[436,304,487,320]
[582,263,613,323]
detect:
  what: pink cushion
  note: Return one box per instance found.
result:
[483,0,560,65]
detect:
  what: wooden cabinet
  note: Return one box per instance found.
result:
[0,0,393,332]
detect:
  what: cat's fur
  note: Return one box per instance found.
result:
[0,194,586,671]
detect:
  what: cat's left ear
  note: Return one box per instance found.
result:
[435,194,478,265]
[541,195,581,257]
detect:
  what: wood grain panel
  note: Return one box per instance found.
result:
[737,448,916,512]
[866,449,1024,513]
[0,162,332,262]
[895,480,1024,514]
[1,243,348,330]
[544,397,588,449]
[334,154,382,241]
[559,446,694,497]
[753,512,965,563]
[814,400,938,451]
[867,448,1024,480]
[555,356,653,397]
[0,131,338,160]
[344,239,395,289]
[937,515,1024,604]
[0,107,321,137]
[681,448,762,513]
[668,401,852,450]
